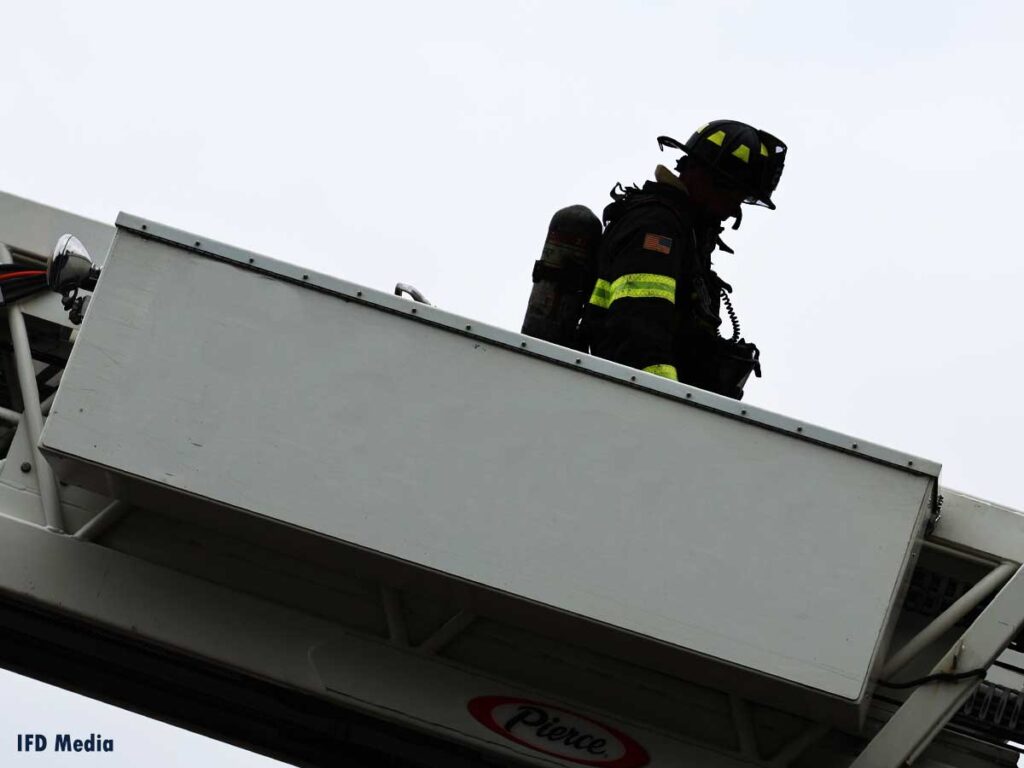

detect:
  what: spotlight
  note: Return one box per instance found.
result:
[48,234,99,293]
[48,234,101,324]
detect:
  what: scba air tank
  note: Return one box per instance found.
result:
[521,205,602,350]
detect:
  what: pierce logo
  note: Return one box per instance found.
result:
[468,696,649,767]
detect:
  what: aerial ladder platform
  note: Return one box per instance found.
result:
[0,190,1023,768]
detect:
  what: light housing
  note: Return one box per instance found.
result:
[48,234,97,293]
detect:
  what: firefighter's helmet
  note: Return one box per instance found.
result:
[658,120,787,210]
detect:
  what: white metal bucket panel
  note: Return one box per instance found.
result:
[41,225,933,708]
[0,515,997,768]
[310,635,753,768]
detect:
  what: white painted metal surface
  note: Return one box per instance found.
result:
[0,191,113,261]
[110,213,940,475]
[0,192,1019,768]
[932,490,1024,564]
[38,220,938,725]
[0,512,1005,768]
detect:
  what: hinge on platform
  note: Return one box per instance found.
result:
[926,493,944,536]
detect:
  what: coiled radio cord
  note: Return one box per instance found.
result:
[719,288,742,343]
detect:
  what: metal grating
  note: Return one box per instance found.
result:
[955,681,1024,742]
[905,567,972,619]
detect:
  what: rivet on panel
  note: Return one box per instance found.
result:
[248,258,254,264]
[194,241,201,247]
[852,443,859,450]
[411,308,418,314]
[465,325,472,331]
[685,393,692,399]
[302,275,309,281]
[141,224,148,231]
[20,462,30,473]
[520,342,527,348]
[357,291,363,297]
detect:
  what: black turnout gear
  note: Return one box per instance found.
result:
[579,181,731,387]
[572,121,781,398]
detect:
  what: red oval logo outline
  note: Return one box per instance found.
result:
[468,695,650,768]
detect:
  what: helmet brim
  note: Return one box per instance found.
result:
[745,196,777,210]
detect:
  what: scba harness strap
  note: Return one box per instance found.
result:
[530,259,592,293]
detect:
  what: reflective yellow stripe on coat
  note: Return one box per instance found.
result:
[589,279,612,309]
[588,273,675,309]
[643,364,678,381]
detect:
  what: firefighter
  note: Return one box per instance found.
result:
[579,120,787,400]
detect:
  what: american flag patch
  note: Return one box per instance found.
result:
[643,233,672,254]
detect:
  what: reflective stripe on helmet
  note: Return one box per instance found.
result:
[642,364,678,381]
[732,144,750,163]
[706,130,726,146]
[760,142,769,156]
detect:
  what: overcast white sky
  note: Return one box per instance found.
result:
[3,0,1024,765]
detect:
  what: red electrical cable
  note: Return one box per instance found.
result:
[0,271,45,280]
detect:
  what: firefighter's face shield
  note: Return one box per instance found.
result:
[745,130,787,210]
